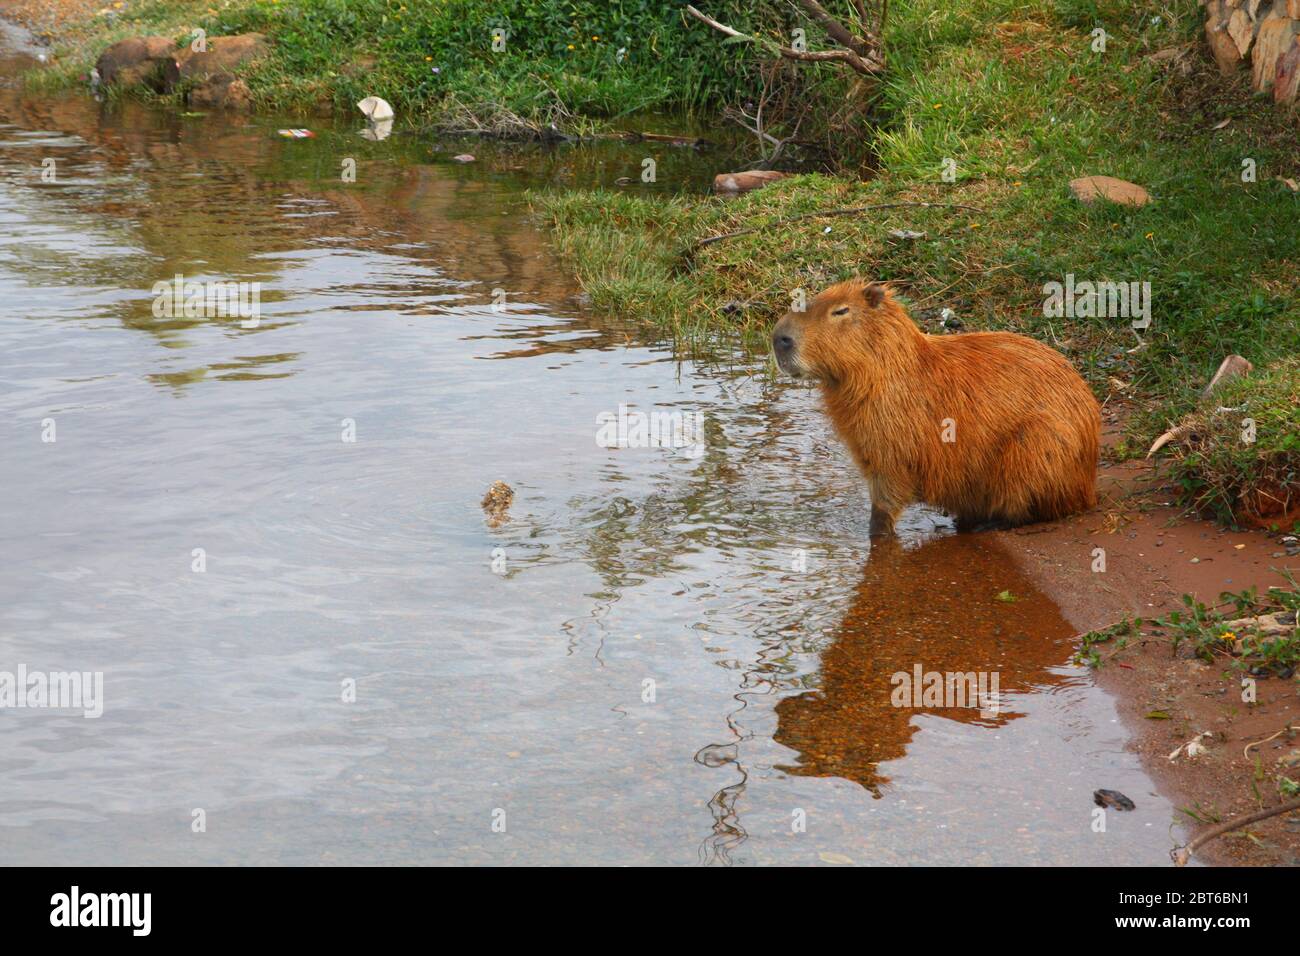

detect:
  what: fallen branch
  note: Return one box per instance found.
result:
[687,201,985,253]
[1172,797,1300,865]
[684,4,883,75]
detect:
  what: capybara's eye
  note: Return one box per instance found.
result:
[831,306,851,316]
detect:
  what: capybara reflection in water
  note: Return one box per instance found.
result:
[772,280,1100,535]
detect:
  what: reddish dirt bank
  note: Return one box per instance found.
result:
[994,405,1300,866]
[0,0,101,40]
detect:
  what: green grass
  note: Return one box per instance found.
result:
[530,0,1300,521]
[30,0,794,123]
[1165,358,1300,525]
[1075,580,1300,679]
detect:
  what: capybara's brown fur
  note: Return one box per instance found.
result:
[771,279,1100,535]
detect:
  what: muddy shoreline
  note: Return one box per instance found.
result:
[993,407,1300,866]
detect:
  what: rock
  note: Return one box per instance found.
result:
[94,36,176,88]
[1275,36,1300,103]
[713,170,789,193]
[1228,7,1257,57]
[1253,12,1300,93]
[1208,23,1248,73]
[1290,0,1300,18]
[166,33,269,91]
[188,74,252,111]
[1069,175,1151,207]
[1093,789,1136,811]
[1206,0,1247,74]
[1202,354,1254,398]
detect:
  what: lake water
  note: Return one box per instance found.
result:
[0,22,1182,865]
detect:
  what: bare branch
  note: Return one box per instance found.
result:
[797,0,873,56]
[684,4,882,75]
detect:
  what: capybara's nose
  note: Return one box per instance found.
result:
[772,318,795,354]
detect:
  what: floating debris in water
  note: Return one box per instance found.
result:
[1093,789,1136,811]
[356,95,394,123]
[277,128,315,139]
[481,480,514,527]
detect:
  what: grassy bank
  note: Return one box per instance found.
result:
[24,0,800,127]
[533,0,1300,526]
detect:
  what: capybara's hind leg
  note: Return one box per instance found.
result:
[955,515,1015,533]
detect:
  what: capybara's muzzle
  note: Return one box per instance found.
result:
[772,316,801,376]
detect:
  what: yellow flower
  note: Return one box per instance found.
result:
[1144,231,1154,239]
[933,103,942,109]
[425,55,432,61]
[1221,630,1236,642]
[592,35,599,41]
[567,43,575,50]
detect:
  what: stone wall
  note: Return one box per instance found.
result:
[1205,0,1300,103]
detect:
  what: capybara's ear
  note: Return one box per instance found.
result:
[863,283,886,308]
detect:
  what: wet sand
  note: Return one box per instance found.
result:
[993,404,1300,865]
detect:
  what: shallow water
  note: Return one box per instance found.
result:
[0,26,1182,865]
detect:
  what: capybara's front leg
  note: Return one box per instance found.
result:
[868,477,909,537]
[869,505,897,537]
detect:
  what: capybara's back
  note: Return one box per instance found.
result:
[771,280,1100,534]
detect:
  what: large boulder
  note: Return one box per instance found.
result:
[94,36,177,88]
[163,33,269,91]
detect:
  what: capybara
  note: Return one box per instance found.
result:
[771,279,1100,535]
